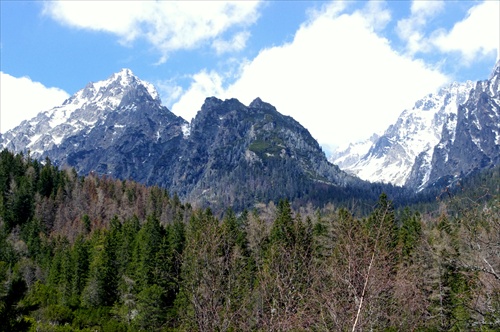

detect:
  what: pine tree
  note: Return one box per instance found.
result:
[81,229,119,307]
[133,215,164,291]
[71,234,89,305]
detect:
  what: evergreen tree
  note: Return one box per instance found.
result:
[81,229,118,307]
[397,207,422,262]
[70,235,89,306]
[134,284,165,331]
[133,215,164,291]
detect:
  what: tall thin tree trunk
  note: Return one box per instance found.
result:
[351,208,388,331]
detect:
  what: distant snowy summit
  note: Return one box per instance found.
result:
[331,80,475,186]
[2,63,498,200]
[331,60,500,190]
[0,69,364,210]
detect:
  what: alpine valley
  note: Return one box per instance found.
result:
[331,60,500,191]
[1,66,500,332]
[1,69,404,211]
[2,61,499,211]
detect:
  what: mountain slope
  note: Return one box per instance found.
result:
[1,69,372,210]
[331,81,474,186]
[1,69,189,184]
[331,60,499,190]
[162,97,359,208]
[411,60,500,189]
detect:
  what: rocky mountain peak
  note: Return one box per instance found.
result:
[331,60,499,191]
[0,68,170,160]
[112,68,135,81]
[249,97,274,110]
[490,59,500,80]
[201,96,224,109]
[61,68,161,112]
[194,97,250,128]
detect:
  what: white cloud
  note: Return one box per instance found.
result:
[432,1,500,62]
[410,0,445,16]
[213,31,251,55]
[155,79,184,108]
[43,1,261,62]
[397,1,499,63]
[396,0,444,55]
[0,73,69,133]
[172,2,449,152]
[357,0,391,32]
[172,70,224,119]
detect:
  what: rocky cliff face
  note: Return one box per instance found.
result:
[331,60,500,191]
[1,70,364,210]
[163,97,358,208]
[410,61,500,189]
[1,69,189,184]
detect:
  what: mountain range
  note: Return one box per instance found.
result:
[1,69,379,210]
[331,60,500,191]
[1,61,498,210]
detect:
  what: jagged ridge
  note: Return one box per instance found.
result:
[1,70,368,210]
[331,60,500,191]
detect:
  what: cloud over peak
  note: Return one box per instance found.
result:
[171,1,449,150]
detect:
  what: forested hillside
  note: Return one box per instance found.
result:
[0,149,498,331]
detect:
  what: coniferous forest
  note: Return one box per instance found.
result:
[0,149,499,331]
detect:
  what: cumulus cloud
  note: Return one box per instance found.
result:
[397,1,499,63]
[172,70,224,119]
[172,2,449,151]
[43,1,261,62]
[213,31,251,55]
[396,0,444,55]
[431,1,500,62]
[0,73,69,133]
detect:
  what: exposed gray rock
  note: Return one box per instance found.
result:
[419,60,500,188]
[1,70,367,211]
[332,60,499,191]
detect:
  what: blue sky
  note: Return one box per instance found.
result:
[1,1,498,153]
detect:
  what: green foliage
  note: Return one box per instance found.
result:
[133,215,164,291]
[71,235,89,302]
[81,230,117,308]
[269,199,295,247]
[398,207,422,261]
[0,271,32,331]
[248,138,284,158]
[0,150,497,331]
[134,284,165,331]
[81,215,91,233]
[38,158,55,198]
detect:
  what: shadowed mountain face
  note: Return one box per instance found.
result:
[1,70,373,210]
[412,60,500,189]
[163,97,361,209]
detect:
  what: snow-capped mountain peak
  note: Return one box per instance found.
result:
[64,68,161,111]
[331,80,475,186]
[331,60,499,190]
[0,69,164,158]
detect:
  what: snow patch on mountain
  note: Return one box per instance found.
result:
[330,134,378,170]
[330,80,475,187]
[181,123,191,138]
[0,69,163,159]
